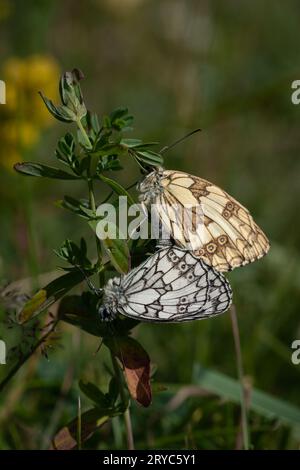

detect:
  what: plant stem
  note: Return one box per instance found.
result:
[76,118,92,150]
[0,320,59,393]
[230,304,250,450]
[87,178,104,287]
[83,122,134,450]
[77,394,82,450]
[82,112,103,286]
[110,351,135,450]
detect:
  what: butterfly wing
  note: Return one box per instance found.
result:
[151,170,270,272]
[117,247,232,322]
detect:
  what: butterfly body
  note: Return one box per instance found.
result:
[100,246,232,323]
[139,168,270,272]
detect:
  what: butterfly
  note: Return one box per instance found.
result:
[99,245,232,323]
[138,168,270,272]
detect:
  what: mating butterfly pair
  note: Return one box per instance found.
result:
[99,168,269,323]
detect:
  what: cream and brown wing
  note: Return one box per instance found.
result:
[158,170,270,272]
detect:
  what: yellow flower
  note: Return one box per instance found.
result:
[2,57,26,86]
[0,120,40,168]
[19,121,40,148]
[0,54,60,168]
[2,54,59,123]
[1,121,39,149]
[24,55,60,90]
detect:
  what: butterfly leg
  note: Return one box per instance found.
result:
[76,266,103,296]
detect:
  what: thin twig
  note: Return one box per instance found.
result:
[230,304,250,450]
[77,394,82,450]
[235,377,252,450]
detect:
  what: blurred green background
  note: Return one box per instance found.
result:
[0,0,300,450]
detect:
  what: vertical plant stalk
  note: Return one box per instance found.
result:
[77,394,82,450]
[82,126,134,449]
[230,304,250,450]
[78,117,104,287]
[87,179,104,286]
[110,352,135,450]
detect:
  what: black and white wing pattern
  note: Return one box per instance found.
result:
[104,247,232,323]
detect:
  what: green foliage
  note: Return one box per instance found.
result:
[39,68,87,123]
[193,365,300,439]
[14,162,81,180]
[2,68,165,449]
[55,238,92,269]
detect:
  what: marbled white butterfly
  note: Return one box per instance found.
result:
[99,246,232,323]
[138,168,270,272]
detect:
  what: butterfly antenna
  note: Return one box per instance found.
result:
[76,265,103,296]
[93,338,104,356]
[160,128,202,154]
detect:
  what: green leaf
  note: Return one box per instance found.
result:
[54,238,92,267]
[79,380,111,408]
[110,107,129,122]
[59,69,87,120]
[77,127,92,150]
[91,143,124,158]
[19,270,88,323]
[121,138,142,147]
[121,138,159,149]
[19,289,48,323]
[134,149,164,166]
[107,107,134,131]
[102,228,131,274]
[100,155,123,172]
[60,69,83,105]
[193,364,300,438]
[14,162,80,180]
[56,196,92,219]
[98,174,135,206]
[90,112,101,134]
[39,92,74,123]
[40,69,86,125]
[55,133,77,168]
[102,115,111,128]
